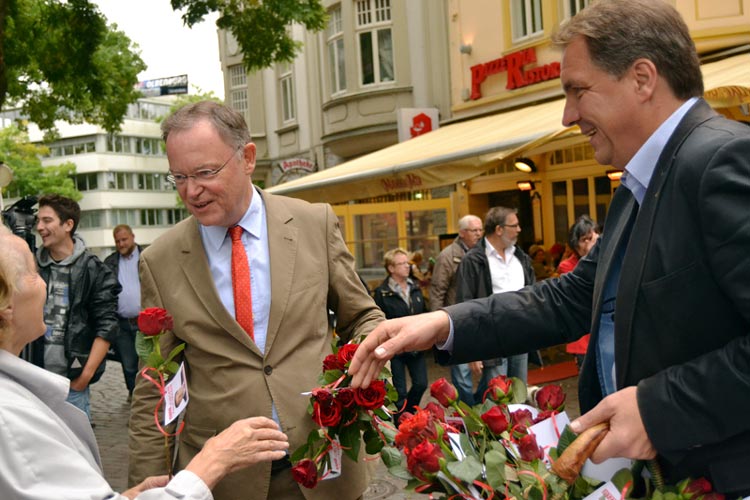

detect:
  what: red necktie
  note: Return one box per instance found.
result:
[229,226,254,340]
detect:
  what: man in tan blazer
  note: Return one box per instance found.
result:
[128,101,384,500]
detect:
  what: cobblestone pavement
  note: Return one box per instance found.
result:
[92,358,579,498]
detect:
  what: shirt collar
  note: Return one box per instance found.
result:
[485,237,515,260]
[623,97,698,200]
[202,186,264,251]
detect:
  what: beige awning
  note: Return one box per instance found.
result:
[267,53,750,204]
[266,98,570,203]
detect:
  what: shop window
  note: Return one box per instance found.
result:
[511,0,544,43]
[572,178,589,219]
[353,211,399,269]
[356,0,394,86]
[403,209,447,264]
[552,181,569,244]
[327,5,346,94]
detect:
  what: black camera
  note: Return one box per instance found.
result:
[2,195,38,253]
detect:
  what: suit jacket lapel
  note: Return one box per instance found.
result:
[260,191,298,354]
[614,100,716,386]
[178,217,261,355]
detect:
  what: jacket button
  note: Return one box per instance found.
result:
[264,365,273,375]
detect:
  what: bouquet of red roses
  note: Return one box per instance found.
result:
[290,341,398,489]
[379,376,726,500]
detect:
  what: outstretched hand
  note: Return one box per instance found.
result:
[349,310,451,388]
[570,386,656,463]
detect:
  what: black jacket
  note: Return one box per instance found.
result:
[373,278,426,319]
[34,239,121,383]
[444,100,750,493]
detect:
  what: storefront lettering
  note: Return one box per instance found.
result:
[381,173,423,192]
[470,47,560,100]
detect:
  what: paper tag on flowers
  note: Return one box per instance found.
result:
[163,362,189,426]
[529,411,570,464]
[321,438,342,481]
[583,481,622,500]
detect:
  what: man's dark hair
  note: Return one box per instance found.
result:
[484,206,517,235]
[38,194,81,237]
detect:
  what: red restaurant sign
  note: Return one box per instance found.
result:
[470,47,560,100]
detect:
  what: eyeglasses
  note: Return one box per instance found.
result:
[466,229,483,234]
[502,224,521,229]
[166,146,242,186]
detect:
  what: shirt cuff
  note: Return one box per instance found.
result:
[435,314,454,352]
[163,470,212,500]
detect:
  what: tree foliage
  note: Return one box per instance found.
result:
[0,0,146,135]
[170,0,328,72]
[0,125,81,200]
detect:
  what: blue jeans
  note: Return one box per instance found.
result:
[507,353,528,384]
[451,363,475,406]
[116,318,139,394]
[391,352,427,421]
[67,386,91,421]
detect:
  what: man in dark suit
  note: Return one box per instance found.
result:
[350,0,750,494]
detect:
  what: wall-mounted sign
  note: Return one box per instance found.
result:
[278,157,316,173]
[135,75,189,97]
[470,48,560,100]
[381,173,424,192]
[272,157,317,186]
[396,108,440,142]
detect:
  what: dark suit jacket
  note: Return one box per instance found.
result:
[444,100,750,493]
[128,190,384,500]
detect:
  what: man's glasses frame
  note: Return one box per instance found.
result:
[166,145,243,186]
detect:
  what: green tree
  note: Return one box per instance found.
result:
[170,0,327,72]
[0,125,81,200]
[0,0,146,135]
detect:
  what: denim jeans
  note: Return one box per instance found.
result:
[391,351,427,421]
[116,318,139,394]
[507,353,528,384]
[451,363,475,406]
[67,386,91,421]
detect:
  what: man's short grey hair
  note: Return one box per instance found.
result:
[161,101,251,150]
[552,0,703,99]
[458,215,481,231]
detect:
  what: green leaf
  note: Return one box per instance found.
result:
[290,443,309,462]
[164,361,180,376]
[458,433,479,460]
[388,464,414,481]
[380,446,402,468]
[338,423,361,462]
[364,428,385,455]
[610,468,635,493]
[134,332,154,362]
[322,369,344,385]
[510,377,527,404]
[146,351,164,370]
[445,455,482,483]
[485,449,507,490]
[164,343,186,365]
[555,424,578,456]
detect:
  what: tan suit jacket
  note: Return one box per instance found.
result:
[128,190,384,500]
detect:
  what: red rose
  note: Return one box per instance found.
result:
[683,478,713,498]
[291,458,319,488]
[406,440,442,481]
[481,406,509,435]
[336,387,356,408]
[336,343,359,367]
[322,354,344,372]
[486,375,513,403]
[430,378,458,407]
[535,385,566,411]
[533,409,556,424]
[510,408,534,430]
[518,433,544,461]
[423,402,445,422]
[354,379,386,410]
[312,388,334,404]
[395,409,438,452]
[138,307,173,336]
[312,398,343,427]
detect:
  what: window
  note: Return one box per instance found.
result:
[356,0,394,85]
[106,135,132,153]
[107,172,135,190]
[111,209,138,227]
[327,5,346,94]
[228,65,248,115]
[354,211,398,269]
[511,0,544,43]
[137,173,167,191]
[279,63,296,123]
[561,0,590,18]
[140,209,163,226]
[404,209,447,264]
[135,138,164,156]
[166,208,188,225]
[78,211,104,229]
[75,173,99,191]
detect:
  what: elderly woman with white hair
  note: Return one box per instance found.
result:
[0,228,289,500]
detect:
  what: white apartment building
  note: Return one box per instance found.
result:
[16,96,188,259]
